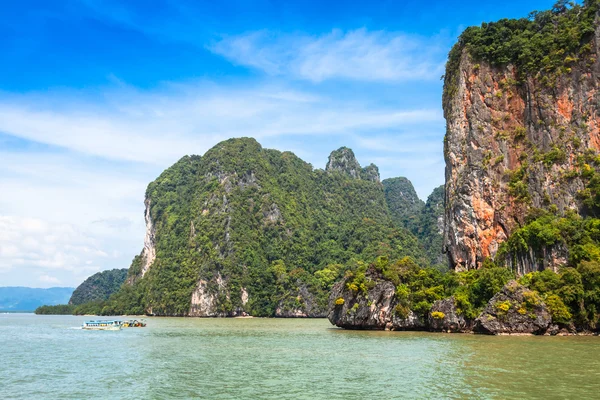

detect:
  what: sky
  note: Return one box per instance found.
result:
[0,0,561,287]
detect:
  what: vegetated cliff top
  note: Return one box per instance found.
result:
[444,0,600,112]
[69,268,128,305]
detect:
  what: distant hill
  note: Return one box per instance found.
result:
[69,269,128,305]
[0,287,74,311]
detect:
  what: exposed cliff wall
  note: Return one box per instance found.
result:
[443,3,600,273]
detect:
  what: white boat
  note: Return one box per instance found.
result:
[82,320,122,331]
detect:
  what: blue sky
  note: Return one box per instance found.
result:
[0,0,560,287]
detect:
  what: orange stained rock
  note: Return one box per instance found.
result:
[557,92,573,121]
[471,196,500,261]
[588,117,600,152]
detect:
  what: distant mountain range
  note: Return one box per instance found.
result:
[0,287,74,312]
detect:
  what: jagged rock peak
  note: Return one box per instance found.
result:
[326,146,361,177]
[362,163,381,183]
[326,146,379,182]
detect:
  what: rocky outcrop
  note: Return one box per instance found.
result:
[475,281,551,335]
[275,284,326,318]
[428,297,472,333]
[326,147,380,182]
[326,147,363,179]
[140,198,156,277]
[442,9,600,273]
[327,268,425,330]
[361,164,381,183]
[327,274,560,334]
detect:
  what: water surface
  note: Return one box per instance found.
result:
[2,314,599,399]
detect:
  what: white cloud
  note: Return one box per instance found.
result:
[0,84,442,164]
[211,29,446,82]
[0,216,110,276]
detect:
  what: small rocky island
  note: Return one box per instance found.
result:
[327,262,569,335]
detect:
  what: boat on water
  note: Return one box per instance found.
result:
[122,319,146,328]
[82,320,122,331]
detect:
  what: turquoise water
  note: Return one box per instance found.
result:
[2,314,600,399]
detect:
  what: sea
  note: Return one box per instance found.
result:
[2,313,599,399]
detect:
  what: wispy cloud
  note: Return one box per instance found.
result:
[0,83,442,164]
[0,216,107,274]
[211,29,446,82]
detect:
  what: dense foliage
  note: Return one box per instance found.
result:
[96,138,427,317]
[382,177,424,233]
[415,186,446,267]
[383,180,446,267]
[344,251,600,331]
[34,304,76,315]
[345,256,514,320]
[69,269,128,305]
[493,209,600,329]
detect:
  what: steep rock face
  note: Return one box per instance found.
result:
[475,281,551,335]
[429,297,472,333]
[121,138,424,317]
[140,198,156,277]
[327,268,425,330]
[443,7,600,273]
[326,147,363,179]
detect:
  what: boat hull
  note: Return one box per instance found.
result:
[82,326,121,331]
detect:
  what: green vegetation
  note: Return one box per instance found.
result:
[383,177,424,233]
[346,256,514,320]
[518,263,600,329]
[499,209,600,266]
[90,138,427,317]
[69,269,128,305]
[444,1,599,116]
[383,180,446,268]
[34,304,76,315]
[508,163,530,202]
[415,186,446,267]
[449,1,598,76]
[493,209,600,329]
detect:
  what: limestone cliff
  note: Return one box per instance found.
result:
[442,2,600,273]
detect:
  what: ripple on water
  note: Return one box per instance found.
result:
[2,314,600,399]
